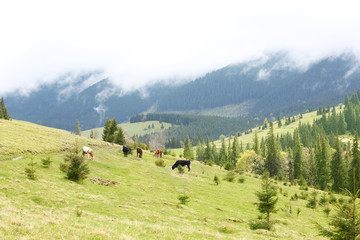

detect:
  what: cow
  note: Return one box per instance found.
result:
[154,149,163,158]
[172,160,191,171]
[122,145,131,157]
[82,146,94,160]
[137,147,143,158]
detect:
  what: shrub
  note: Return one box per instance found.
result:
[155,158,166,167]
[319,194,328,206]
[306,192,318,209]
[25,159,37,180]
[224,162,235,171]
[249,219,271,230]
[214,175,220,185]
[75,207,83,217]
[323,207,331,217]
[219,226,237,233]
[223,171,236,182]
[177,165,185,174]
[238,176,245,183]
[328,194,337,204]
[178,194,190,205]
[41,156,53,168]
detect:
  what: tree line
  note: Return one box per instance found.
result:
[190,91,360,194]
[131,113,260,145]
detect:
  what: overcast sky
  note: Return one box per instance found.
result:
[0,0,359,96]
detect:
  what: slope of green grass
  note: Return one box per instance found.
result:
[0,119,335,239]
[0,119,109,160]
[82,121,173,140]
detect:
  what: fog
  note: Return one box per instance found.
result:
[0,0,359,96]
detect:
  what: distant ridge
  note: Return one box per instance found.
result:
[5,52,360,131]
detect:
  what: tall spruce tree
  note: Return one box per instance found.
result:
[317,136,331,190]
[0,97,10,120]
[253,131,260,154]
[183,135,194,160]
[114,127,126,145]
[265,123,281,177]
[75,120,81,135]
[293,130,303,179]
[102,118,112,141]
[219,138,228,167]
[349,131,360,192]
[331,135,346,192]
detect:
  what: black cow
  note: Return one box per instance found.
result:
[172,160,191,172]
[122,146,131,157]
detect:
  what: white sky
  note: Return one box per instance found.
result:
[0,0,360,95]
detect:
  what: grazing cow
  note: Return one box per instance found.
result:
[137,147,143,158]
[154,149,163,158]
[122,145,131,157]
[82,146,94,160]
[172,160,191,171]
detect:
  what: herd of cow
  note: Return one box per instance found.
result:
[82,145,191,171]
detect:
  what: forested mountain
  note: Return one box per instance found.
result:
[4,53,360,132]
[157,53,360,118]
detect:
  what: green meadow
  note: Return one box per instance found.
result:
[0,119,338,239]
[82,121,173,140]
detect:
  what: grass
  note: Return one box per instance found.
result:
[82,121,173,140]
[0,119,337,239]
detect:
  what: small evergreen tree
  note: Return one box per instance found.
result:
[90,130,95,139]
[75,120,81,135]
[114,127,126,145]
[183,135,194,160]
[25,159,37,180]
[255,171,278,229]
[0,97,10,120]
[61,143,89,182]
[349,131,360,193]
[318,169,360,239]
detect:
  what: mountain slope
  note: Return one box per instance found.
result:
[0,119,335,239]
[5,52,360,131]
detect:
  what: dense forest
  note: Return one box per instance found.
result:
[193,91,360,194]
[130,113,260,147]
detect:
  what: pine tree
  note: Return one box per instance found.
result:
[253,131,260,154]
[349,131,360,192]
[90,130,95,139]
[0,97,10,120]
[204,137,212,161]
[255,171,278,230]
[331,135,346,192]
[75,120,81,135]
[293,130,303,179]
[102,118,112,141]
[317,136,331,190]
[114,127,126,145]
[219,138,228,167]
[183,135,194,160]
[277,116,282,127]
[231,137,240,165]
[108,118,118,142]
[318,169,360,239]
[265,123,281,177]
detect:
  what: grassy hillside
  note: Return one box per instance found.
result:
[0,119,109,160]
[0,119,341,239]
[82,121,173,140]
